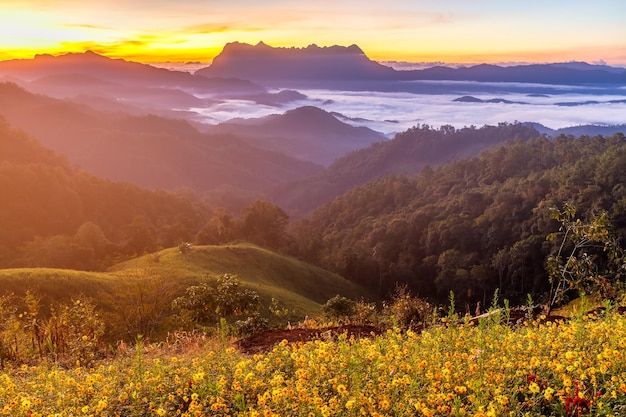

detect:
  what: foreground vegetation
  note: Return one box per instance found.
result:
[0,243,371,347]
[2,301,626,416]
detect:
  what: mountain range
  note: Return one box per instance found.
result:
[526,122,626,138]
[0,50,305,123]
[0,82,322,194]
[0,43,624,213]
[196,41,626,88]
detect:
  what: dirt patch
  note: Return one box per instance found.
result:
[235,325,382,354]
[235,306,626,354]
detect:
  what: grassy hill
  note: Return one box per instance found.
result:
[111,243,373,317]
[0,268,115,304]
[0,243,373,339]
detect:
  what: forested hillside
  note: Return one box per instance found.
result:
[0,118,310,270]
[291,133,626,306]
[270,122,540,214]
[0,118,213,269]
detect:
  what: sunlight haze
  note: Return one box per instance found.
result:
[0,0,624,65]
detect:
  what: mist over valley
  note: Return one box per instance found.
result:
[2,44,625,140]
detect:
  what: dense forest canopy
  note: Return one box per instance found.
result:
[269,122,540,215]
[291,132,626,306]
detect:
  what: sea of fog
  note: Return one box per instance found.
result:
[189,81,626,136]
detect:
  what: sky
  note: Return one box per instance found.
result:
[0,0,625,65]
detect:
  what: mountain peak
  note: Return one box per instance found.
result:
[220,41,365,56]
[0,48,199,86]
[31,50,110,62]
[285,105,337,118]
[199,41,393,83]
[346,44,365,54]
[83,50,106,58]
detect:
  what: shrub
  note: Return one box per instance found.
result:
[322,295,356,322]
[381,285,436,330]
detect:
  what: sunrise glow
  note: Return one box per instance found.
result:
[1,0,625,65]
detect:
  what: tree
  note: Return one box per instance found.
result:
[241,200,289,249]
[546,203,625,311]
[19,233,103,270]
[120,216,156,255]
[435,249,475,301]
[73,222,113,270]
[74,221,110,256]
[195,208,237,245]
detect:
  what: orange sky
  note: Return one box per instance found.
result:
[1,1,625,65]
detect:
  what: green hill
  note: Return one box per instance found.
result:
[111,243,373,314]
[0,268,115,303]
[0,243,374,339]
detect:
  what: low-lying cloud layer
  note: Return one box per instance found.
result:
[190,81,626,136]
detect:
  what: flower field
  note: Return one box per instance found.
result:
[2,308,626,416]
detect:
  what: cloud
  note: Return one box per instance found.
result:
[62,23,110,30]
[182,21,269,36]
[184,23,233,35]
[188,83,626,134]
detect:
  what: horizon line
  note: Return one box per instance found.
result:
[1,47,625,70]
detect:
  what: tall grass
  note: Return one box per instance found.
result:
[2,307,626,416]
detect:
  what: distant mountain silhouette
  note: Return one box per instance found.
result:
[525,122,626,137]
[0,82,322,193]
[196,42,626,88]
[550,61,626,74]
[0,50,257,90]
[0,50,273,107]
[0,51,315,124]
[196,41,395,84]
[208,106,386,166]
[3,47,624,95]
[453,95,626,108]
[400,63,626,85]
[553,98,626,107]
[0,51,196,88]
[453,96,527,104]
